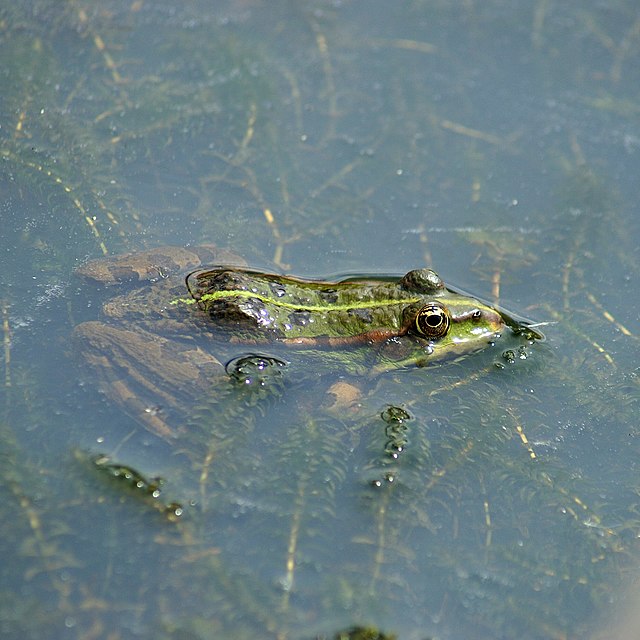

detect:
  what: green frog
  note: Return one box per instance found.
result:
[73,245,538,441]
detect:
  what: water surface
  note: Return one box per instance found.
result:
[1,2,639,639]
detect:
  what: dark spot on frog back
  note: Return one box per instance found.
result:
[289,310,312,326]
[319,287,339,304]
[347,307,373,323]
[191,269,252,299]
[206,296,285,339]
[268,281,287,298]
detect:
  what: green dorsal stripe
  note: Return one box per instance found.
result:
[171,289,424,312]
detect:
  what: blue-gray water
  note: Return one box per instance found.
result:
[1,2,639,639]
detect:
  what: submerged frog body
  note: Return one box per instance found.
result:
[74,245,243,440]
[74,246,531,440]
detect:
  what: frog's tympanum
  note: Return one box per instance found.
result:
[74,245,537,440]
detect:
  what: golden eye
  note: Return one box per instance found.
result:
[415,303,450,338]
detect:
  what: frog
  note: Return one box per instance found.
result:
[73,245,539,442]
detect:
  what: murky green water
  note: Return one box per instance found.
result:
[1,2,639,639]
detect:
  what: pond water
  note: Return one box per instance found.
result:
[1,2,639,639]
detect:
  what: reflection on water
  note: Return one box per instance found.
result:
[1,1,639,639]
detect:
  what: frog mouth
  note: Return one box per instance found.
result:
[495,307,546,341]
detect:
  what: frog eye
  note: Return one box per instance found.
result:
[415,303,450,338]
